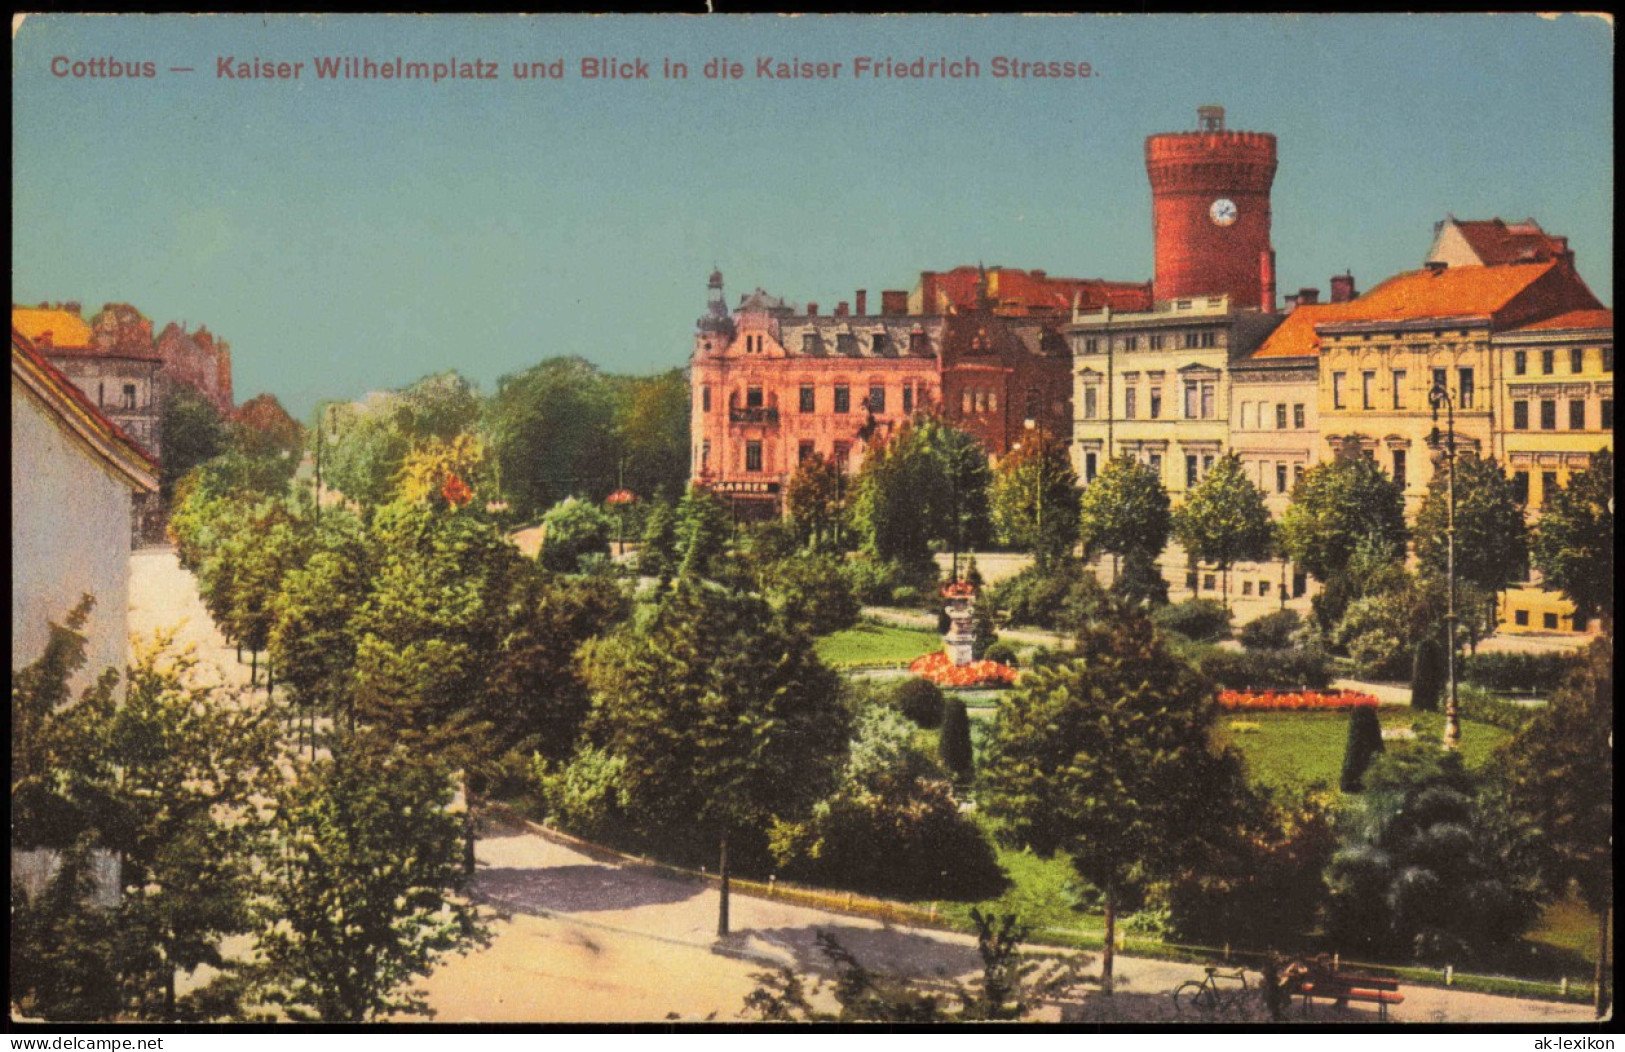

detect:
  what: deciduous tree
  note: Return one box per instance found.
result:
[1413,454,1529,594]
[1531,450,1614,631]
[1172,453,1275,610]
[1077,456,1171,570]
[1279,456,1408,584]
[992,430,1080,567]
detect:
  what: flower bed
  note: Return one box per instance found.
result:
[909,650,1018,688]
[1217,688,1379,711]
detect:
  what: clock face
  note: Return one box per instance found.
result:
[1210,197,1238,227]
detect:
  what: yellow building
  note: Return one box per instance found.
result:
[1491,307,1613,633]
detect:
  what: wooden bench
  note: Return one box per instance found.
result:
[1297,975,1404,1021]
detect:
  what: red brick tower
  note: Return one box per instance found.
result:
[1146,106,1277,308]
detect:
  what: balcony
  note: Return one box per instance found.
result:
[729,406,779,426]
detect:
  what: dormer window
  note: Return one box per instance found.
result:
[836,333,857,356]
[872,332,888,354]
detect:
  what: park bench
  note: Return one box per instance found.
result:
[1294,968,1404,1021]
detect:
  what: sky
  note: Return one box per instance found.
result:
[12,13,1614,420]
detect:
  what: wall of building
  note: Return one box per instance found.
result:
[11,375,136,689]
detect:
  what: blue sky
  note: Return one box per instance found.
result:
[13,13,1614,419]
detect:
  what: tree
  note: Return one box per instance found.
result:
[611,368,691,501]
[581,582,849,935]
[675,483,731,580]
[1413,454,1529,594]
[1279,456,1408,584]
[397,432,489,507]
[254,736,486,1021]
[1502,639,1612,1017]
[636,492,681,582]
[992,429,1081,567]
[1172,453,1275,610]
[1532,451,1614,631]
[784,452,845,550]
[756,552,860,636]
[982,609,1251,993]
[1078,455,1171,570]
[158,385,228,505]
[1411,636,1446,713]
[230,393,306,464]
[921,416,995,569]
[1339,706,1384,792]
[1110,547,1170,608]
[537,496,614,574]
[485,357,619,520]
[322,374,482,509]
[939,697,973,783]
[849,416,991,575]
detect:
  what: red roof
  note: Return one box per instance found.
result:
[12,327,159,471]
[1509,308,1613,333]
[1452,218,1571,266]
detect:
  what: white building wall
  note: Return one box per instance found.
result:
[11,375,135,688]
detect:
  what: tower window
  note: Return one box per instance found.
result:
[123,384,138,409]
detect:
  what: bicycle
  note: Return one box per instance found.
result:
[1173,965,1250,1015]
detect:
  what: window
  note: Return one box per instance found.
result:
[833,442,851,469]
[746,386,764,408]
[1267,403,1280,430]
[1147,453,1162,476]
[800,385,816,413]
[1574,613,1589,632]
[1605,347,1614,373]
[1084,338,1099,354]
[1332,372,1346,409]
[1294,464,1304,486]
[1124,336,1139,352]
[1124,387,1138,420]
[1362,371,1375,409]
[802,333,820,354]
[1149,388,1163,419]
[869,385,886,413]
[1392,449,1407,491]
[745,441,763,472]
[1431,367,1448,395]
[1202,453,1215,474]
[1543,613,1559,630]
[1293,572,1307,598]
[1571,347,1585,373]
[962,391,973,415]
[1603,399,1614,430]
[1515,610,1530,627]
[1200,331,1217,349]
[1542,349,1555,374]
[1275,463,1288,494]
[1512,470,1529,505]
[702,386,711,412]
[1542,471,1560,502]
[1514,350,1527,375]
[1084,451,1098,483]
[872,333,888,354]
[1458,367,1475,409]
[122,384,137,410]
[834,385,850,413]
[1150,334,1165,351]
[701,439,710,470]
[1294,404,1306,429]
[1204,574,1217,591]
[1570,399,1586,430]
[1084,387,1099,419]
[902,384,914,414]
[1261,580,1272,597]
[1242,581,1254,596]
[1513,400,1529,429]
[1540,400,1558,430]
[1392,369,1407,409]
[798,441,815,463]
[836,333,857,356]
[1186,455,1199,488]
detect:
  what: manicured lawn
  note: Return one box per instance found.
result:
[1215,708,1512,791]
[815,622,942,667]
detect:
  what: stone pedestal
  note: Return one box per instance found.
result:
[943,587,976,667]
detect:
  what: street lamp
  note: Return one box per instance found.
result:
[1428,381,1461,752]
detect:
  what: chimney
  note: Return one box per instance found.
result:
[881,290,908,315]
[855,289,867,316]
[1283,293,1300,313]
[806,302,818,316]
[1297,287,1320,306]
[1031,269,1046,281]
[1330,272,1357,304]
[1260,248,1277,314]
[835,301,850,318]
[1425,260,1448,274]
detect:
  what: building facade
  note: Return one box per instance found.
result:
[156,321,235,416]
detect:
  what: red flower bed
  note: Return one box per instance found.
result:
[909,650,1018,688]
[1218,689,1380,711]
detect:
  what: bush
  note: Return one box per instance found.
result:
[1457,685,1539,732]
[538,497,613,573]
[760,553,861,636]
[1411,636,1446,712]
[1110,548,1170,608]
[939,698,973,782]
[981,641,1018,668]
[985,559,1104,632]
[1198,647,1334,691]
[892,678,945,729]
[1340,706,1385,792]
[1460,651,1581,694]
[1150,598,1230,642]
[1238,609,1302,651]
[534,745,630,843]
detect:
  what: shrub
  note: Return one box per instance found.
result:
[981,641,1018,668]
[1150,598,1230,642]
[760,553,861,636]
[841,557,902,606]
[1411,636,1446,712]
[892,678,946,729]
[1457,685,1539,732]
[985,559,1104,631]
[939,698,973,782]
[534,745,630,842]
[1197,646,1333,691]
[1238,609,1302,651]
[538,497,613,573]
[1460,651,1581,694]
[1110,548,1170,608]
[1339,706,1385,792]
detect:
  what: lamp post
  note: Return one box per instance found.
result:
[1428,381,1461,752]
